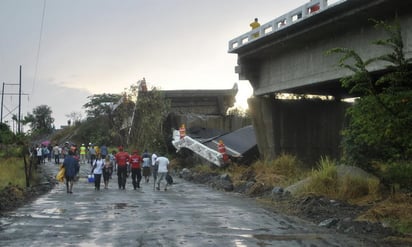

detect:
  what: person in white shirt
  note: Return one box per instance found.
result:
[53,144,61,164]
[91,154,105,191]
[151,153,158,183]
[155,156,169,191]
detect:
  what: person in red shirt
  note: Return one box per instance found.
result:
[130,150,142,190]
[115,146,130,190]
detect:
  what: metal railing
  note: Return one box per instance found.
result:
[228,0,340,52]
[172,130,224,167]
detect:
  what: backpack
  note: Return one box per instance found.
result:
[166,173,173,185]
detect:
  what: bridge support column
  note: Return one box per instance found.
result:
[249,97,350,166]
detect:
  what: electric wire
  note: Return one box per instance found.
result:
[31,0,47,95]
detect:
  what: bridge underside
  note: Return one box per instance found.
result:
[230,0,412,164]
[249,97,350,166]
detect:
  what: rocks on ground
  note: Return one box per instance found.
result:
[179,167,405,246]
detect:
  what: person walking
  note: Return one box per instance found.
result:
[130,150,142,190]
[109,150,116,178]
[151,153,158,189]
[89,144,97,167]
[91,154,104,191]
[79,144,87,164]
[53,144,61,164]
[42,145,49,164]
[155,155,170,191]
[142,150,151,183]
[63,150,80,194]
[36,145,43,166]
[47,144,53,162]
[115,146,129,190]
[100,144,108,159]
[102,156,112,189]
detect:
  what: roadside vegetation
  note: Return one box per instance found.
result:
[0,18,410,244]
[0,157,27,189]
[180,19,412,238]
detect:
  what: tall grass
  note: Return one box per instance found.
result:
[228,153,307,187]
[304,156,338,196]
[0,158,27,189]
[301,156,381,201]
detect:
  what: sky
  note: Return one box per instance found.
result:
[0,0,327,129]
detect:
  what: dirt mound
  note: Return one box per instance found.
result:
[0,166,57,216]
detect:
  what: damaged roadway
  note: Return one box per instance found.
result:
[0,161,393,247]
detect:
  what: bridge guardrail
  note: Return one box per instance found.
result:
[172,130,224,167]
[228,0,341,52]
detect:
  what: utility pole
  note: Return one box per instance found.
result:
[0,66,28,132]
[1,82,4,123]
[18,65,22,133]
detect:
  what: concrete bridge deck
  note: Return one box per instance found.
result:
[227,0,412,164]
[229,0,412,99]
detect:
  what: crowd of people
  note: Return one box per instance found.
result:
[31,142,170,194]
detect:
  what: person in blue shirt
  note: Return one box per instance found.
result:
[63,150,80,194]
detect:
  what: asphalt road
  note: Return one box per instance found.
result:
[0,161,371,247]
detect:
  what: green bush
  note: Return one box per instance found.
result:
[342,93,412,170]
[329,20,412,175]
[378,161,412,190]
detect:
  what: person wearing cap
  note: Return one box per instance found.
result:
[115,146,130,190]
[80,144,87,164]
[129,150,142,190]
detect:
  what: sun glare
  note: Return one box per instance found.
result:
[234,81,253,110]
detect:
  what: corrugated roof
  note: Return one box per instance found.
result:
[202,125,256,157]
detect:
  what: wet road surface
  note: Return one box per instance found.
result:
[0,162,370,247]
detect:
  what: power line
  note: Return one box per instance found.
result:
[31,0,47,95]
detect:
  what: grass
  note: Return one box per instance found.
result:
[0,157,41,190]
[178,154,412,235]
[0,157,27,189]
[191,163,216,174]
[226,153,308,188]
[297,156,382,202]
[358,193,412,234]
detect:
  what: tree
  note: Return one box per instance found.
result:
[0,122,15,144]
[80,93,134,146]
[328,19,412,168]
[65,111,83,125]
[83,94,122,119]
[127,81,170,153]
[23,105,54,135]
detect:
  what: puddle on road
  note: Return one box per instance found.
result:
[226,233,325,246]
[108,202,139,210]
[252,233,323,241]
[42,208,66,215]
[112,203,128,209]
[26,207,66,219]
